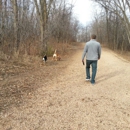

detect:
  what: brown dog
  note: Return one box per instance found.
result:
[53,49,61,61]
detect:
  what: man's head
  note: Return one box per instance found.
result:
[91,34,96,39]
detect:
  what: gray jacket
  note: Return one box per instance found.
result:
[82,39,101,60]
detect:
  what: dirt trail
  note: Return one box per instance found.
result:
[0,43,130,130]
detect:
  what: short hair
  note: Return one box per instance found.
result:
[91,34,96,39]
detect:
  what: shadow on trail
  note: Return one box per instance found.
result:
[96,70,123,84]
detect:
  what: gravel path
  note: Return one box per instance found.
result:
[0,43,130,130]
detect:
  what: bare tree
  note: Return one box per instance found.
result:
[92,0,130,44]
[12,0,19,51]
[48,0,79,43]
[34,0,53,53]
[0,0,3,48]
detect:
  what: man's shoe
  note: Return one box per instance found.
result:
[91,82,95,85]
[86,78,90,81]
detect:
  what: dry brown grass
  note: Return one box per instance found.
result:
[101,44,130,62]
[0,42,79,113]
[116,51,130,61]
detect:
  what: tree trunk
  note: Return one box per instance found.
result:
[34,0,53,54]
[105,8,109,44]
[12,0,19,51]
[122,12,130,44]
[0,0,3,48]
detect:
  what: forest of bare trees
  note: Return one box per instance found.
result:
[88,0,130,52]
[0,0,130,59]
[0,0,80,58]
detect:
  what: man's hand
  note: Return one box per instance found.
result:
[98,55,100,60]
[82,60,85,65]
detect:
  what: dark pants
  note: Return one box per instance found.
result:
[86,60,97,83]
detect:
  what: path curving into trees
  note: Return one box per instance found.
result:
[0,43,130,130]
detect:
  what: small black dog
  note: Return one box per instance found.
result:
[43,54,47,64]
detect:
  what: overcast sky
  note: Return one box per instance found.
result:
[72,0,95,25]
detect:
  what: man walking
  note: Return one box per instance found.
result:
[82,34,101,84]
